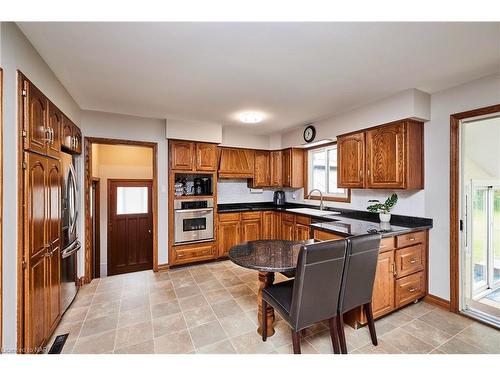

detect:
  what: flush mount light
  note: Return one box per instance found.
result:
[239,112,264,124]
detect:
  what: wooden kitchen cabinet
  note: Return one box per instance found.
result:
[24,153,62,351]
[282,148,305,188]
[47,102,62,159]
[371,250,395,318]
[270,150,282,187]
[218,147,255,178]
[61,115,82,155]
[281,219,295,241]
[195,142,218,171]
[241,218,262,242]
[218,216,241,257]
[337,132,365,188]
[23,79,49,156]
[173,242,216,265]
[170,140,194,170]
[251,150,270,187]
[262,211,273,240]
[295,223,311,241]
[337,119,424,190]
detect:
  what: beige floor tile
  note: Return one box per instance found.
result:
[154,329,194,354]
[455,322,500,353]
[234,294,258,312]
[149,289,177,305]
[381,328,434,354]
[62,305,89,323]
[219,312,256,338]
[86,301,121,320]
[211,299,245,319]
[151,300,181,319]
[226,284,255,298]
[378,310,415,327]
[168,269,192,279]
[80,315,118,338]
[401,301,436,318]
[219,276,245,287]
[93,290,122,304]
[204,289,233,305]
[70,294,94,308]
[343,324,372,351]
[52,321,83,343]
[178,294,209,312]
[196,279,225,292]
[418,308,473,336]
[183,306,217,328]
[230,330,275,354]
[152,312,187,338]
[303,330,335,354]
[192,272,218,284]
[73,330,116,354]
[438,337,483,354]
[115,321,154,350]
[117,305,151,329]
[300,322,328,338]
[401,319,452,347]
[274,340,319,354]
[175,284,202,299]
[172,276,197,289]
[353,338,403,354]
[196,339,237,354]
[60,339,77,354]
[121,294,150,312]
[189,321,228,349]
[114,340,155,354]
[149,279,173,291]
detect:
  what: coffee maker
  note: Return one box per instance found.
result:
[273,190,286,206]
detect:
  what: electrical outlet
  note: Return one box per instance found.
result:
[292,193,296,200]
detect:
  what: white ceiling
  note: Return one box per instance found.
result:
[17,22,500,135]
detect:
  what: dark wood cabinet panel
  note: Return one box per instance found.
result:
[337,132,365,188]
[195,143,218,171]
[252,151,270,187]
[218,220,240,257]
[47,102,62,159]
[366,123,406,189]
[24,80,48,155]
[270,151,282,187]
[218,147,255,178]
[27,255,47,351]
[271,212,282,240]
[295,223,311,241]
[173,242,215,265]
[62,116,73,150]
[170,140,194,170]
[262,211,273,240]
[281,219,295,241]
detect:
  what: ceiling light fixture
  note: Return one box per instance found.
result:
[239,112,264,124]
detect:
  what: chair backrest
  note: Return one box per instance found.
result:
[339,233,381,314]
[289,239,348,331]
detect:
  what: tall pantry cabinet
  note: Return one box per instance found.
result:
[19,74,65,352]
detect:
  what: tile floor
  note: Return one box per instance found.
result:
[47,260,500,354]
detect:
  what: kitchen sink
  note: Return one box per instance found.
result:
[286,207,341,217]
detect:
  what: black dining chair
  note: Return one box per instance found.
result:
[261,239,348,354]
[336,233,381,354]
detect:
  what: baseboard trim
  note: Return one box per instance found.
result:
[424,294,451,310]
[157,263,170,272]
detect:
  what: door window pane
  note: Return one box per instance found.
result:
[117,187,148,214]
[493,189,500,284]
[472,188,488,291]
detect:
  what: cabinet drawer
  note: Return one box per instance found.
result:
[241,211,262,220]
[396,231,425,248]
[395,244,424,278]
[395,271,425,308]
[174,243,215,265]
[313,230,345,242]
[379,237,395,252]
[295,215,311,226]
[218,212,241,222]
[282,212,295,223]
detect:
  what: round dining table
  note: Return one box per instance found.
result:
[229,239,315,337]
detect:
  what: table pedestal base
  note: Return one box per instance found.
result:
[257,271,275,337]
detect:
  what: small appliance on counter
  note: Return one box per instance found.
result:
[174,174,213,196]
[273,190,286,206]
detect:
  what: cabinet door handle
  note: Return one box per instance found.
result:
[392,262,397,276]
[408,287,417,293]
[45,128,51,143]
[410,258,417,264]
[409,237,415,241]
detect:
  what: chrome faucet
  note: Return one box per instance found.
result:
[306,189,324,211]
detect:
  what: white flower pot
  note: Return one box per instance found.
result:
[379,213,391,223]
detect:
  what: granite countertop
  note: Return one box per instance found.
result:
[228,240,315,272]
[218,202,433,237]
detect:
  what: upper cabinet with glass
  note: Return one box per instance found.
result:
[337,119,424,190]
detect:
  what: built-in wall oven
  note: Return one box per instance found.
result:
[174,198,214,244]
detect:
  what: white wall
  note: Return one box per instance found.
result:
[79,110,169,271]
[92,144,153,276]
[0,22,82,351]
[166,118,222,143]
[425,73,500,300]
[220,127,270,149]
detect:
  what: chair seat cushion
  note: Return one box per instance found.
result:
[262,279,294,322]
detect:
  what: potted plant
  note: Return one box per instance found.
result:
[367,193,398,223]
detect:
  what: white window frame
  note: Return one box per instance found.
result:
[306,143,350,202]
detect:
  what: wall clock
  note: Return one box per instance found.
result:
[303,125,316,143]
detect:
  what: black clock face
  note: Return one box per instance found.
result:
[303,125,316,143]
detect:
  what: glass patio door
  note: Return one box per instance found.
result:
[468,182,500,299]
